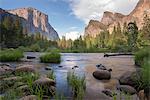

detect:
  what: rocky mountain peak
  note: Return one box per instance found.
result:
[101,11,125,26]
[6,7,59,40]
[85,0,150,37]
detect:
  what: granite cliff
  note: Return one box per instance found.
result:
[0,7,59,40]
[85,0,150,37]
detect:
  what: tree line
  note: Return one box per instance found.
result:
[0,14,149,52]
[58,14,150,52]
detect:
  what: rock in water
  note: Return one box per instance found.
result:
[15,65,36,73]
[27,56,36,59]
[96,64,107,70]
[45,67,52,70]
[117,85,137,95]
[93,70,111,80]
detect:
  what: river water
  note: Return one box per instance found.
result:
[4,52,137,99]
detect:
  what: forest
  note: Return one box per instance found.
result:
[0,14,150,53]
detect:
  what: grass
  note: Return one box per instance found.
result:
[0,49,24,62]
[134,47,150,66]
[0,69,58,100]
[135,48,150,99]
[134,47,150,90]
[67,71,86,100]
[40,52,61,63]
[47,70,55,80]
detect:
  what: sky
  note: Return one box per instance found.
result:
[0,0,139,40]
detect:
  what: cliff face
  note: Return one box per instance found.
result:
[85,20,107,37]
[101,11,125,26]
[85,0,150,37]
[1,7,59,40]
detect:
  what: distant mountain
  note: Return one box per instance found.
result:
[0,7,59,40]
[85,0,150,37]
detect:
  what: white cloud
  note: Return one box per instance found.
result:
[65,31,80,40]
[68,26,78,31]
[68,0,139,24]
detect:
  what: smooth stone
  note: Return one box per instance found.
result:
[93,70,111,80]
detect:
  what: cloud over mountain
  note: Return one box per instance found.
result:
[69,0,139,24]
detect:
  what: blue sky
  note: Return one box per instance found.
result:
[0,0,139,40]
[0,0,85,39]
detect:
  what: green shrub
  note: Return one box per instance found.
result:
[134,47,150,66]
[0,49,24,62]
[47,71,55,80]
[141,58,150,88]
[40,52,61,63]
[30,44,41,52]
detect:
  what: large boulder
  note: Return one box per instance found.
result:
[117,85,137,95]
[119,71,141,90]
[34,77,55,86]
[15,65,35,73]
[33,77,56,96]
[93,70,111,80]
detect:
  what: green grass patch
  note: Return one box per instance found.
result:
[40,52,61,63]
[0,49,24,62]
[67,71,86,100]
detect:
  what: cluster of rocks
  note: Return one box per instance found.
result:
[0,63,56,99]
[92,64,149,100]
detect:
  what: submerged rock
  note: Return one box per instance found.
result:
[117,85,137,95]
[93,70,111,80]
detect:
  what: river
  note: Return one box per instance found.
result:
[3,52,137,99]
